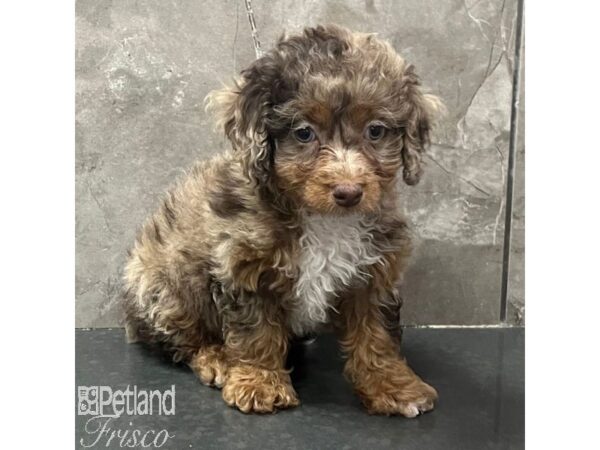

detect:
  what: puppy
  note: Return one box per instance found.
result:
[123,24,442,416]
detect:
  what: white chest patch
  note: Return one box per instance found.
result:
[290,214,382,334]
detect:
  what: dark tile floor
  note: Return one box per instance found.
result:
[76,328,524,449]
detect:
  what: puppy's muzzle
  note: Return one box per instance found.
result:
[332,183,363,207]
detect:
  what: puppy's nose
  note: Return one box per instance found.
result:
[332,184,363,207]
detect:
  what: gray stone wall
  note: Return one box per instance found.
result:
[75,0,525,327]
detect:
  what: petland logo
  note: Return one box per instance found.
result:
[77,385,176,448]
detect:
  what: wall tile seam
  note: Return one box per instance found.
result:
[500,0,525,323]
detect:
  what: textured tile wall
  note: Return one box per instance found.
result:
[75,0,525,327]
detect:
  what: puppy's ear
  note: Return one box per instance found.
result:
[204,84,242,146]
[398,67,444,185]
[206,53,291,187]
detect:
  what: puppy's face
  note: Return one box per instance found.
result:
[208,25,442,215]
[272,80,406,214]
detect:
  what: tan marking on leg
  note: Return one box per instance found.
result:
[221,303,299,413]
[337,287,438,417]
[222,365,299,414]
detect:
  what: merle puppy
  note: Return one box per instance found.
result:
[123,24,442,416]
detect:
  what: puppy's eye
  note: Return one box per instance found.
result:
[294,127,316,143]
[366,124,386,141]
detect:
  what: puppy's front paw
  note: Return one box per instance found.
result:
[347,358,438,417]
[222,365,299,413]
[362,379,438,417]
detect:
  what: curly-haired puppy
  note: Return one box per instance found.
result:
[123,24,442,416]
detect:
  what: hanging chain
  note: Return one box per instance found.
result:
[244,0,263,59]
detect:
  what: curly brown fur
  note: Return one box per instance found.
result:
[335,285,438,416]
[123,24,441,415]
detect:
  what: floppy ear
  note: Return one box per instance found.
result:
[399,67,444,185]
[205,53,287,187]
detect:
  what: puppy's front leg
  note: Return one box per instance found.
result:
[336,287,438,417]
[221,297,299,413]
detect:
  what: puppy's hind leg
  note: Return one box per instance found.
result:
[189,345,229,388]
